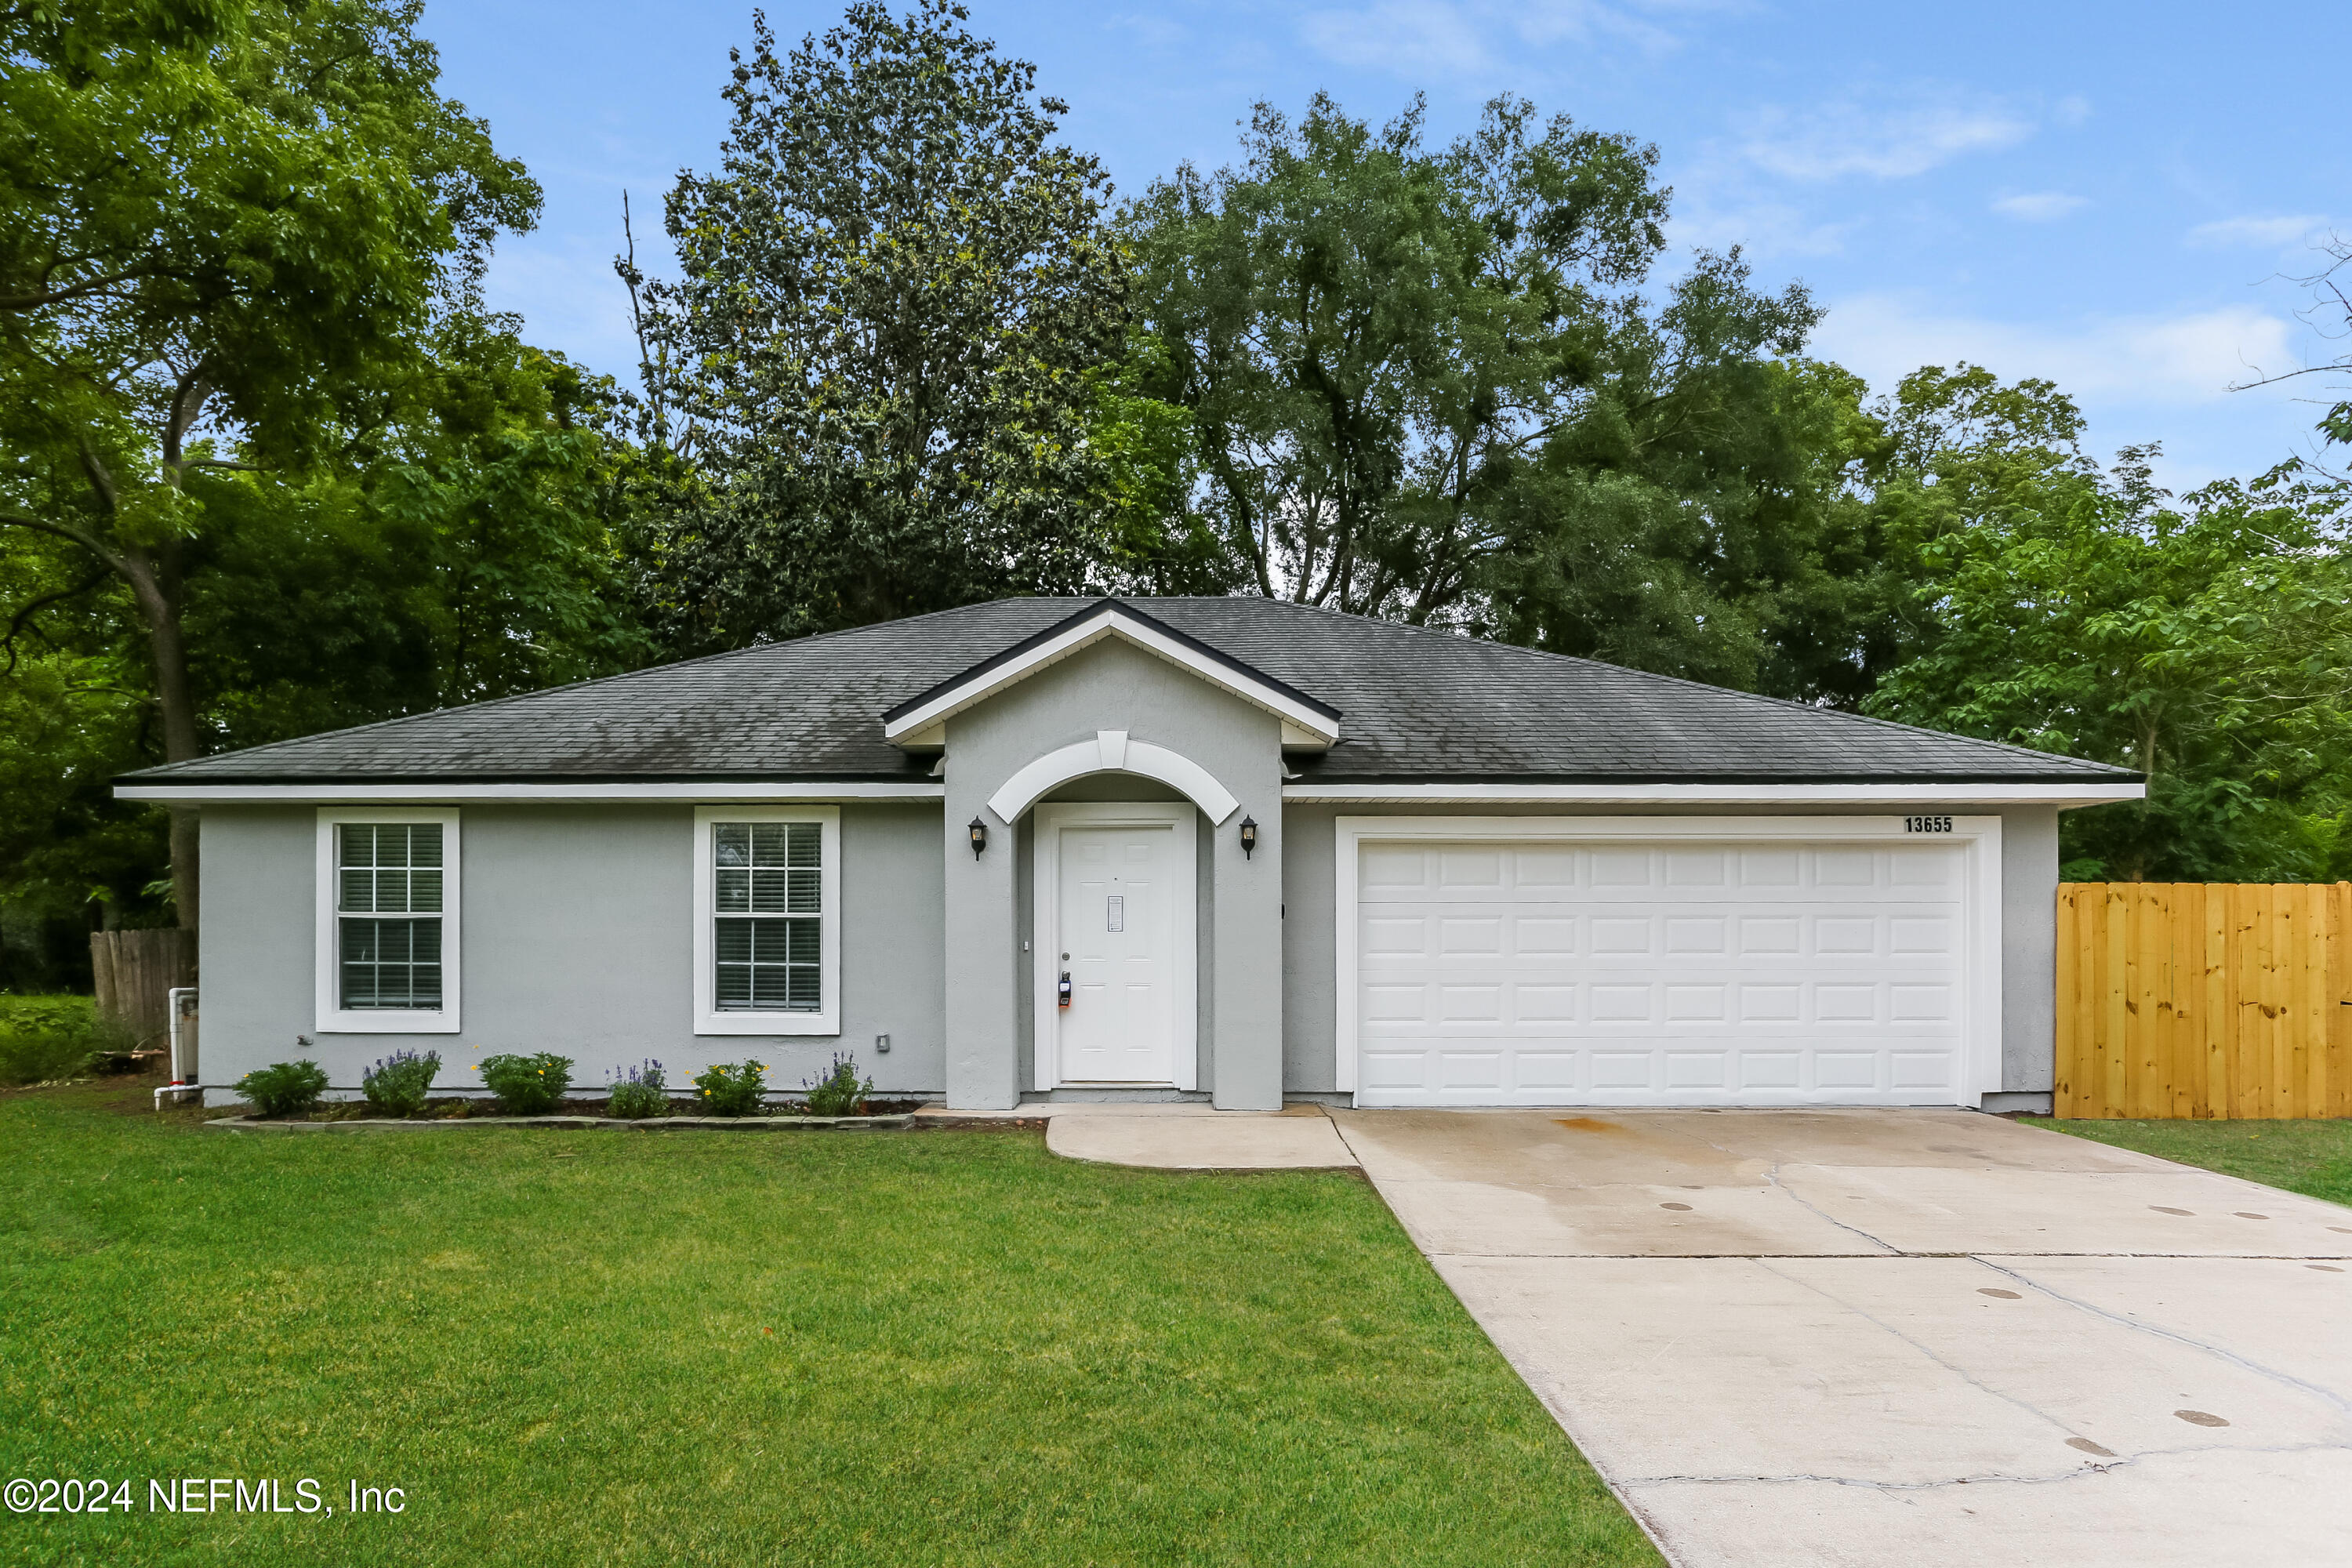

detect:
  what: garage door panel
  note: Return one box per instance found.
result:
[1354,835,1975,1108]
[1589,848,1650,886]
[1891,984,1954,1021]
[1890,847,1956,885]
[1891,1051,1954,1087]
[1437,850,1505,889]
[1439,917,1503,954]
[1738,916,1802,954]
[1813,848,1876,885]
[1514,918,1577,955]
[1665,916,1727,953]
[1515,849,1577,887]
[1891,916,1953,952]
[1362,982,1432,1024]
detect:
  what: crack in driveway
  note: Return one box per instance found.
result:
[1976,1256,2352,1420]
[1621,1439,2352,1491]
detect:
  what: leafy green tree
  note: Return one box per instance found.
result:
[1,0,540,931]
[1123,93,1893,699]
[1471,316,1905,702]
[625,0,1142,648]
[2,318,649,956]
[1864,366,2352,880]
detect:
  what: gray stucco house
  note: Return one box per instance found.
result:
[119,597,2143,1113]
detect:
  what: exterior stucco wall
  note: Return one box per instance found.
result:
[1279,800,2072,1104]
[1998,805,2060,1095]
[941,637,1283,1109]
[197,801,946,1103]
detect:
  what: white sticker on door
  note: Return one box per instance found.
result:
[1105,895,1124,931]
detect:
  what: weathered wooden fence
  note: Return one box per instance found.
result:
[89,927,195,1054]
[2055,883,2352,1120]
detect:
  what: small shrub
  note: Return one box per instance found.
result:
[238,1058,330,1118]
[607,1059,668,1120]
[802,1053,874,1117]
[691,1060,767,1116]
[0,997,120,1085]
[361,1049,441,1116]
[478,1051,572,1115]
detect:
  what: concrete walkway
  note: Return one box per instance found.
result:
[916,1101,1360,1171]
[1328,1108,2352,1568]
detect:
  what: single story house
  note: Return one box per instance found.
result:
[118,596,2143,1113]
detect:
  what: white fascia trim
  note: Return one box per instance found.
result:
[1330,814,2005,1102]
[118,782,944,804]
[986,731,1241,825]
[315,806,462,1035]
[1287,781,2143,806]
[691,804,841,1036]
[882,608,1341,746]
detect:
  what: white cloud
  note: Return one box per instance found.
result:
[1991,191,2088,222]
[1299,0,1712,75]
[1670,199,1863,260]
[1736,94,2034,181]
[1112,12,1187,49]
[1512,0,1689,51]
[1811,293,2299,407]
[1300,0,1491,74]
[2185,214,2329,249]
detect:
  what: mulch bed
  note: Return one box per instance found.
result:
[215,1095,927,1127]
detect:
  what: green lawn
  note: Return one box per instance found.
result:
[0,1082,1655,1567]
[2030,1116,2352,1206]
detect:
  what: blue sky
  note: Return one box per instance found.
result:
[422,0,2349,491]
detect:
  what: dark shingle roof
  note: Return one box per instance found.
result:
[121,596,2136,786]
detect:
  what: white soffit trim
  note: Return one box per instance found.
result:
[1285,781,2145,807]
[116,782,946,804]
[987,731,1242,825]
[882,608,1340,746]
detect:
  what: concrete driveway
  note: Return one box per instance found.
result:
[1327,1108,2352,1568]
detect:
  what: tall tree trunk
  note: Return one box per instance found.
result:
[120,544,201,937]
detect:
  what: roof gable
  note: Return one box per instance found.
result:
[880,599,1341,749]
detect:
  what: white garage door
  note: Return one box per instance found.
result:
[1352,834,1978,1107]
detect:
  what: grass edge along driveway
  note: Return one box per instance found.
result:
[0,1083,1658,1567]
[2029,1114,2352,1208]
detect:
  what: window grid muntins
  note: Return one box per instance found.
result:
[713,822,822,1011]
[337,822,445,1010]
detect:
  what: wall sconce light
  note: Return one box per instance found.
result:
[1239,815,1258,858]
[968,816,989,858]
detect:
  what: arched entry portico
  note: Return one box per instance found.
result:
[985,730,1240,826]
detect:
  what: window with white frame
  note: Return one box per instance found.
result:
[315,808,460,1033]
[338,822,445,1007]
[714,821,821,1010]
[693,806,839,1035]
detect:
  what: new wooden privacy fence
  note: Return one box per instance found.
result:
[2055,882,2352,1120]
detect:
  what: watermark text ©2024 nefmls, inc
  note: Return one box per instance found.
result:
[7,1476,405,1516]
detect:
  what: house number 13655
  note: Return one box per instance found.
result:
[1903,815,1954,833]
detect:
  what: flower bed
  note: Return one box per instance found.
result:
[218,1051,912,1125]
[207,1095,925,1131]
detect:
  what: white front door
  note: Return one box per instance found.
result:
[1035,803,1196,1088]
